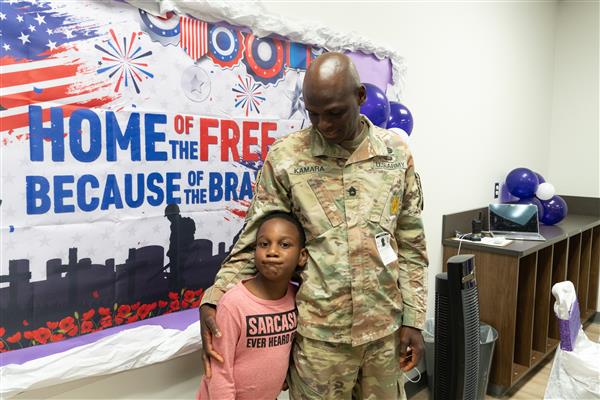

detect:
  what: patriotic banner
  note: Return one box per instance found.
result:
[0,0,393,364]
[180,15,208,60]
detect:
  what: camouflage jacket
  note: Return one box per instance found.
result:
[202,117,428,346]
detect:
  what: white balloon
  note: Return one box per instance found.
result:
[536,182,555,200]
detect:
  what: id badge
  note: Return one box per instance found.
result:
[375,232,398,266]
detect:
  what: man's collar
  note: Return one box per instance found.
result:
[310,116,389,162]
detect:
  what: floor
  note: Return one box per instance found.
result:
[411,321,600,400]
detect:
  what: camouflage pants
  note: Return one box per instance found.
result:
[288,333,406,400]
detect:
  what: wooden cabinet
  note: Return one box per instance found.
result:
[441,197,599,396]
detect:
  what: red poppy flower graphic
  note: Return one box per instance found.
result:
[169,300,180,311]
[7,332,22,343]
[183,290,195,302]
[136,304,152,320]
[83,309,95,320]
[22,320,29,326]
[46,321,59,330]
[158,300,168,308]
[168,292,179,300]
[81,321,94,334]
[99,307,111,316]
[100,316,113,328]
[92,290,100,299]
[24,331,33,340]
[117,304,131,318]
[59,316,77,335]
[50,333,65,342]
[0,327,5,337]
[33,327,51,344]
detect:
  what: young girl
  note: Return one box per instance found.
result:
[198,212,308,400]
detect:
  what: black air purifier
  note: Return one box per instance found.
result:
[434,254,480,400]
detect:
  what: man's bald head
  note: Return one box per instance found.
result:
[303,52,361,96]
[302,52,366,144]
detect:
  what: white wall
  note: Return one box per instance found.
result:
[548,0,599,198]
[262,0,559,315]
[14,1,599,398]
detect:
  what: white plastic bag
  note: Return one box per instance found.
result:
[544,328,600,399]
[544,281,600,399]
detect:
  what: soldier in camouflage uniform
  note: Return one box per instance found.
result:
[200,52,428,399]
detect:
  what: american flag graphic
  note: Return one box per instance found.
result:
[0,1,114,141]
[179,16,208,61]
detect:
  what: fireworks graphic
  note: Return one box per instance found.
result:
[232,75,265,116]
[95,29,154,94]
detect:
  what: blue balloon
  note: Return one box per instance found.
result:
[540,195,568,225]
[512,197,544,221]
[386,101,413,135]
[360,83,390,128]
[506,167,539,199]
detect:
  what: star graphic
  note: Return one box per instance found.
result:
[287,78,307,119]
[16,15,23,23]
[46,40,57,50]
[18,32,30,45]
[190,74,207,96]
[3,172,15,183]
[39,235,50,247]
[34,13,46,25]
[64,29,74,39]
[46,28,53,35]
[4,239,15,251]
[0,12,6,21]
[28,24,36,32]
[2,43,10,51]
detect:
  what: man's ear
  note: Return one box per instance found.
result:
[357,85,367,105]
[298,248,308,268]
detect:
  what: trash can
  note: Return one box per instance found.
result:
[422,318,498,399]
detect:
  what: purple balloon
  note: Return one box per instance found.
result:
[512,197,544,221]
[386,101,413,135]
[506,167,539,199]
[535,172,546,184]
[540,195,568,225]
[500,183,519,203]
[360,83,390,128]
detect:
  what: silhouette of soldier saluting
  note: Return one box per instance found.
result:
[164,204,196,291]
